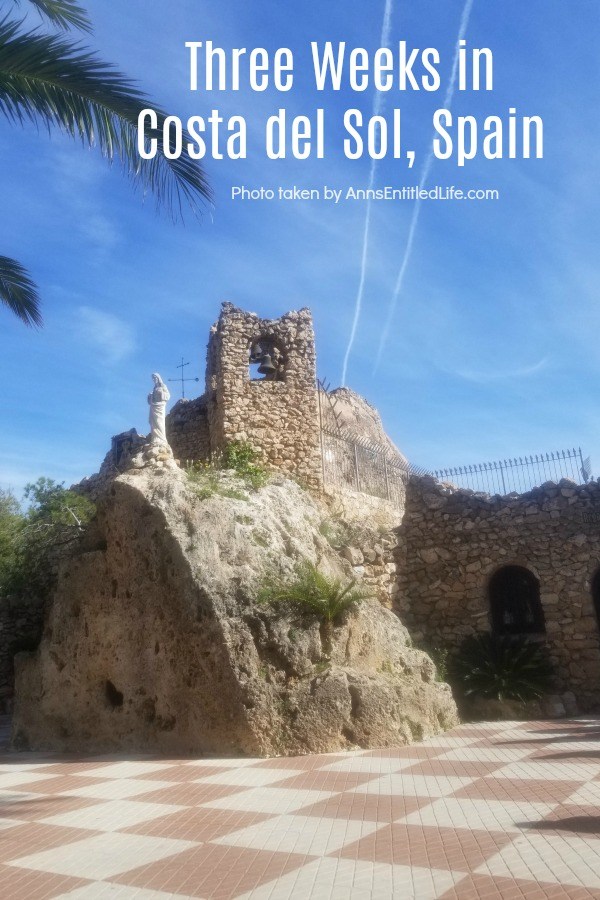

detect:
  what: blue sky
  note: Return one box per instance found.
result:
[2,0,599,494]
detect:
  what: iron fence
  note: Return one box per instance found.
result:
[317,379,417,506]
[320,429,411,506]
[433,448,592,496]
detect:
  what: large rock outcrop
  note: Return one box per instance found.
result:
[13,465,457,755]
[325,387,408,465]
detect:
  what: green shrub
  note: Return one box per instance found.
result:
[0,489,24,594]
[220,440,268,489]
[1,479,95,597]
[186,442,269,496]
[221,440,257,470]
[259,561,371,655]
[450,633,553,703]
[260,562,370,622]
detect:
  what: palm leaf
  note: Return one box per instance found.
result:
[0,17,213,218]
[451,633,553,702]
[259,563,371,624]
[0,255,41,326]
[9,1,92,32]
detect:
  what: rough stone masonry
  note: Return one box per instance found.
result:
[166,303,322,490]
[396,475,600,710]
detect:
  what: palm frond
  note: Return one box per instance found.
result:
[10,0,92,32]
[450,633,553,703]
[0,18,213,218]
[259,562,371,624]
[0,255,42,326]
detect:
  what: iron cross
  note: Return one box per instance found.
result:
[168,357,200,399]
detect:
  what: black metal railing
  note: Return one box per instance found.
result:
[433,448,591,496]
[320,429,411,506]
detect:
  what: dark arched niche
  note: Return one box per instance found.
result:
[248,336,286,382]
[489,565,545,635]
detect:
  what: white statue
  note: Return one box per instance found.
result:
[147,373,170,444]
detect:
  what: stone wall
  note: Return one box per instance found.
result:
[323,485,403,531]
[166,397,211,464]
[396,475,600,709]
[340,533,399,610]
[205,303,322,489]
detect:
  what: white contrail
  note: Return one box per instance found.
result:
[374,0,475,370]
[340,0,394,387]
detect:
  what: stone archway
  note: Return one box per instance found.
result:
[489,565,545,636]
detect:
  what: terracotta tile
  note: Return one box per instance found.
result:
[123,805,275,841]
[454,777,583,804]
[298,790,434,822]
[402,759,506,778]
[113,842,311,899]
[0,864,91,900]
[0,823,102,863]
[438,873,600,899]
[470,738,540,751]
[0,794,99,821]
[0,718,599,897]
[266,769,378,793]
[528,804,600,836]
[529,749,600,762]
[248,754,349,769]
[336,823,513,871]
[127,781,246,805]
[130,764,235,782]
[28,761,116,777]
[361,745,447,759]
[19,775,113,795]
[445,728,506,739]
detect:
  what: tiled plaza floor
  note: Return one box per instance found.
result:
[1,717,600,898]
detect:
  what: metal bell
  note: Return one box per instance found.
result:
[257,353,277,377]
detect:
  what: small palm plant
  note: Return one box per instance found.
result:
[450,633,553,703]
[259,562,371,656]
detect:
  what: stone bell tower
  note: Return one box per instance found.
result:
[205,302,322,490]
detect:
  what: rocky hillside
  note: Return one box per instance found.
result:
[325,387,408,463]
[13,461,457,755]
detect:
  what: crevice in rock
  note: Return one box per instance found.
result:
[348,684,361,720]
[105,680,124,708]
[341,725,356,744]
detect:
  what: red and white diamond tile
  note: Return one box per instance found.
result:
[1,715,600,898]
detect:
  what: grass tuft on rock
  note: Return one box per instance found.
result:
[185,440,269,498]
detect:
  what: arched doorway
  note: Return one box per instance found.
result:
[489,565,545,635]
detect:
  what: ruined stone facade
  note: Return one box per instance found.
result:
[165,397,211,463]
[396,475,600,710]
[166,303,322,490]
